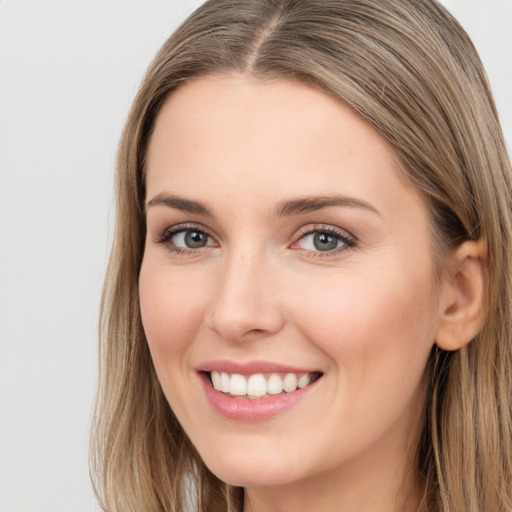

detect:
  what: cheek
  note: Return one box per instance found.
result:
[281,264,437,458]
[139,259,208,369]
[290,263,438,383]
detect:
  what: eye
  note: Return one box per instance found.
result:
[172,229,211,249]
[292,225,356,255]
[156,224,217,254]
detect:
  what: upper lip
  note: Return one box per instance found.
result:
[195,359,321,375]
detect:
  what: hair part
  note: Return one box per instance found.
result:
[91,1,512,511]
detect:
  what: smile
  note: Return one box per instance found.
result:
[196,362,323,421]
[209,371,321,398]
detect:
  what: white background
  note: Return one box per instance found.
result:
[0,1,510,511]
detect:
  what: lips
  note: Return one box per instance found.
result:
[196,360,323,421]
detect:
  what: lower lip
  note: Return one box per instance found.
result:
[199,372,320,421]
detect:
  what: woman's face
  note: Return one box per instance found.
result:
[140,75,442,493]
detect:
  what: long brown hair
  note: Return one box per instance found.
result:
[91,1,512,510]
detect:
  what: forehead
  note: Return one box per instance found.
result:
[148,75,391,161]
[145,74,423,224]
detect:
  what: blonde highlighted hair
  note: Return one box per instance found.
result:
[91,1,512,510]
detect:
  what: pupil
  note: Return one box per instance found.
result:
[185,231,207,248]
[313,232,338,251]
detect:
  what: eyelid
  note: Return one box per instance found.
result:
[152,222,356,258]
[291,224,357,255]
[154,222,218,249]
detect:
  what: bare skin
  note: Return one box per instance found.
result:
[140,75,486,512]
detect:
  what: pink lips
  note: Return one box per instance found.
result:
[196,359,316,375]
[196,360,321,422]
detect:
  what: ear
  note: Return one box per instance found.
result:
[435,239,487,351]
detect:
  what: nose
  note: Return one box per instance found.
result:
[205,251,285,342]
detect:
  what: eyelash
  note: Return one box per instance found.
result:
[155,223,357,257]
[292,224,356,258]
[155,223,216,256]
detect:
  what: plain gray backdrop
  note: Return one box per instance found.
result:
[1,1,510,511]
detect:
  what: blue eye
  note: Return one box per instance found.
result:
[171,229,211,249]
[295,227,355,254]
[302,232,340,251]
[157,225,216,253]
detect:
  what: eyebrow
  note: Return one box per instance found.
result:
[146,193,212,216]
[145,193,380,218]
[275,195,380,217]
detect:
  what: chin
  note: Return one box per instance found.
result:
[200,447,302,488]
[210,467,297,489]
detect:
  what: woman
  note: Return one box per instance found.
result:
[90,1,512,511]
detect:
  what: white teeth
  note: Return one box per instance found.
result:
[267,373,283,395]
[211,371,221,390]
[297,374,311,389]
[209,371,318,396]
[230,374,247,396]
[220,372,230,393]
[283,373,298,392]
[247,374,267,397]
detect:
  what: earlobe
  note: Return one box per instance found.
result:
[435,239,488,352]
